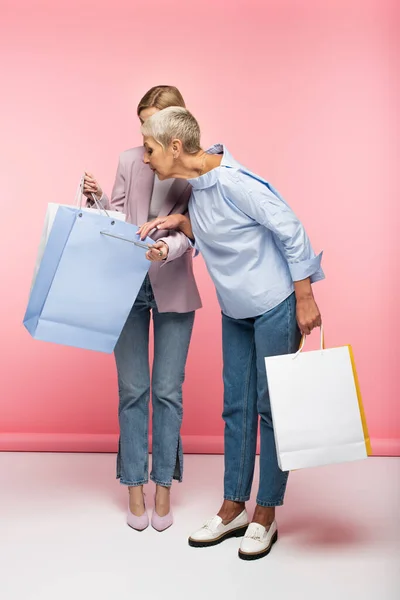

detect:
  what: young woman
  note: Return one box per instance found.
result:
[83,89,201,532]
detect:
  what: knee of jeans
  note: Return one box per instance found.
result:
[118,380,150,405]
[152,383,182,409]
[152,371,183,396]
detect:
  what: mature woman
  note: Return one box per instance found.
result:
[83,88,201,532]
[138,107,324,559]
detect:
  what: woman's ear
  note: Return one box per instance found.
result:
[172,138,183,159]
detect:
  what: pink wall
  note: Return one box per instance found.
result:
[1,0,399,454]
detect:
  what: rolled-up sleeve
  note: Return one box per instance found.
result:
[229,173,324,283]
[287,252,324,283]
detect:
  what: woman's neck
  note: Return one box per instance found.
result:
[172,150,222,180]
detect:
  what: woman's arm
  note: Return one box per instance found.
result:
[227,171,323,334]
[137,214,195,263]
[225,172,324,280]
[138,214,196,264]
[137,214,194,240]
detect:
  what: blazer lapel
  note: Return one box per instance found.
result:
[158,178,189,217]
[134,160,154,226]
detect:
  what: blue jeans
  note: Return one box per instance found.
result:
[222,292,301,506]
[115,276,195,487]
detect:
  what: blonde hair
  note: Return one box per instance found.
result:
[141,106,201,154]
[137,85,185,116]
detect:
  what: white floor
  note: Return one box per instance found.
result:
[0,453,399,600]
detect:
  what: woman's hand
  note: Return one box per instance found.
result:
[137,214,191,240]
[294,278,322,335]
[83,172,103,201]
[146,241,169,262]
[296,296,322,336]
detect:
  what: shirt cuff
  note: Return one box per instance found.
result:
[288,251,325,283]
[188,237,200,257]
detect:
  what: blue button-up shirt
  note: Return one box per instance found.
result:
[188,144,324,319]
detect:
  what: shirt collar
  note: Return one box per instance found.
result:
[188,144,236,189]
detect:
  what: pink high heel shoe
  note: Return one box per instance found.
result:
[151,494,173,532]
[127,492,149,531]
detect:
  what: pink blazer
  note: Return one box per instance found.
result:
[91,146,202,313]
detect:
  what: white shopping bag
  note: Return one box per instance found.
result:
[265,327,371,471]
[31,176,125,289]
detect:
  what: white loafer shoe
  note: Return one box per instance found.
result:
[238,520,278,560]
[189,509,249,548]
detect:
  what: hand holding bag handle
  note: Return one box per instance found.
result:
[293,324,325,359]
[74,174,110,217]
[75,175,160,254]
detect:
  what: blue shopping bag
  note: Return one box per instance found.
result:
[24,205,153,353]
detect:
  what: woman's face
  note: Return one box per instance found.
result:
[143,136,175,180]
[140,106,174,179]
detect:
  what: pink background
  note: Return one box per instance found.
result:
[0,0,399,454]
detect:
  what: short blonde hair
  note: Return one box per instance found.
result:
[136,85,185,116]
[141,106,201,154]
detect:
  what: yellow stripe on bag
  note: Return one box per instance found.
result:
[347,345,372,456]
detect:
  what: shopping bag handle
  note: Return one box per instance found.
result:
[91,193,110,218]
[74,174,110,218]
[100,230,152,250]
[293,324,325,359]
